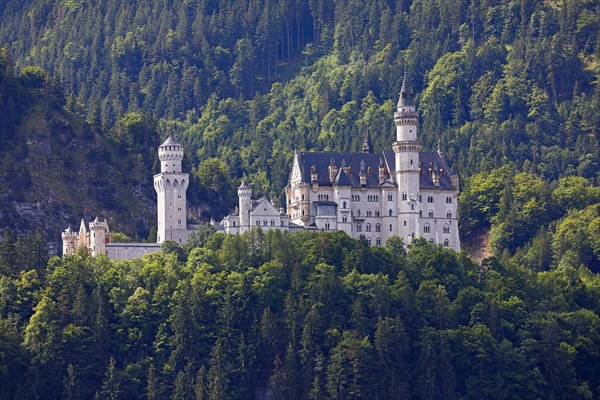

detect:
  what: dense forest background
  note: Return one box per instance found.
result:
[2,0,600,398]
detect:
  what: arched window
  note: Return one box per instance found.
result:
[424,224,430,233]
[447,212,452,219]
[388,194,393,201]
[375,224,381,232]
[343,201,347,208]
[366,224,372,232]
[402,193,407,201]
[389,209,393,216]
[428,211,434,218]
[376,237,381,245]
[446,196,452,203]
[444,239,450,247]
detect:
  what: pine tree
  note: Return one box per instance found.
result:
[100,357,120,400]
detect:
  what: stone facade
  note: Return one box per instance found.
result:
[285,75,460,250]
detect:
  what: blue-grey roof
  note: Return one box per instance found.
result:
[294,150,456,190]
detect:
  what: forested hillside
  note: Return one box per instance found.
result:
[0,51,159,249]
[2,0,600,399]
[2,230,600,399]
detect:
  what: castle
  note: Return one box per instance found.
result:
[61,136,189,259]
[223,75,460,251]
[63,75,460,258]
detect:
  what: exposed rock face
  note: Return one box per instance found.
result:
[0,103,156,254]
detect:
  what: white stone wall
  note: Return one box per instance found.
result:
[106,243,162,260]
[288,182,460,250]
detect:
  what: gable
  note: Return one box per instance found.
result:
[250,198,281,217]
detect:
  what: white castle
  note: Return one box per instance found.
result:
[63,75,460,258]
[223,75,460,250]
[61,136,191,258]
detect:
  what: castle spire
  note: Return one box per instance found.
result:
[362,128,373,153]
[397,73,415,108]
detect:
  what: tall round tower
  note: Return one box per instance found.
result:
[238,181,252,233]
[393,74,421,244]
[154,136,189,244]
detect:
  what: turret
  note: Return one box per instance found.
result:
[394,73,419,142]
[158,136,184,173]
[89,216,110,256]
[61,226,79,255]
[238,181,252,233]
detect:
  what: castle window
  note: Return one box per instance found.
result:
[375,210,380,217]
[389,209,393,216]
[325,223,330,230]
[411,204,415,210]
[178,219,181,225]
[256,220,260,226]
[263,220,267,226]
[367,237,372,245]
[366,224,372,232]
[302,194,305,200]
[403,221,406,226]
[389,224,393,231]
[233,221,236,227]
[343,216,348,223]
[444,239,450,247]
[429,211,434,218]
[356,224,362,232]
[419,210,422,217]
[446,196,452,204]
[443,226,450,233]
[402,193,407,201]
[367,211,372,217]
[271,220,275,226]
[424,224,430,233]
[343,201,347,208]
[388,194,393,201]
[428,196,434,203]
[376,223,381,232]
[281,221,284,226]
[376,238,381,245]
[447,212,452,219]
[178,195,182,199]
[419,195,422,202]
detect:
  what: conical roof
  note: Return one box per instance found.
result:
[397,73,415,107]
[160,136,180,147]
